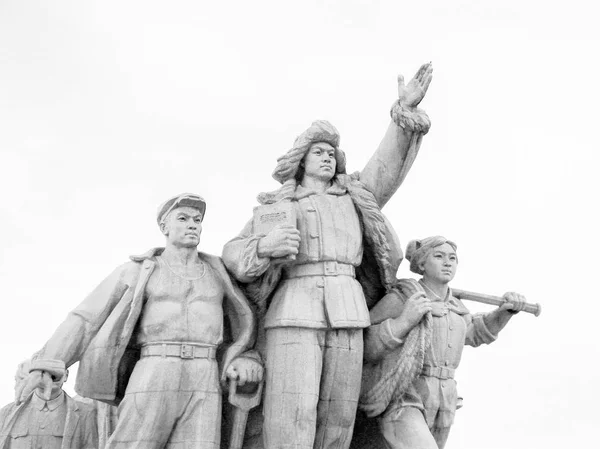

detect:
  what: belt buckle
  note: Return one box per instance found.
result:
[324,261,337,275]
[440,367,449,379]
[180,344,194,359]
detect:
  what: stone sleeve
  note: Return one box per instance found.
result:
[35,262,134,367]
[222,218,272,283]
[364,318,404,363]
[464,313,498,347]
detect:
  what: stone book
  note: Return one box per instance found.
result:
[252,200,297,261]
[252,200,297,235]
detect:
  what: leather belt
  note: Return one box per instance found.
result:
[284,261,355,278]
[421,365,455,380]
[140,343,217,360]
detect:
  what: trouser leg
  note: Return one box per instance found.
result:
[314,329,363,449]
[106,390,179,449]
[167,391,222,449]
[107,357,221,449]
[378,407,438,449]
[263,327,323,449]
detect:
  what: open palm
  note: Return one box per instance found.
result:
[397,62,433,108]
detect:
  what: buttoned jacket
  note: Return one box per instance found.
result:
[364,283,497,424]
[0,393,98,449]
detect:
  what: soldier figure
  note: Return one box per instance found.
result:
[223,64,433,449]
[0,360,98,449]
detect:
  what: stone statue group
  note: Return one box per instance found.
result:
[0,63,538,449]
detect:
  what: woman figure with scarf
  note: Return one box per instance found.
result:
[360,236,526,449]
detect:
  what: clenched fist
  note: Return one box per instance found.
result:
[500,292,527,314]
[15,370,53,404]
[226,358,264,386]
[257,225,301,259]
[390,292,432,340]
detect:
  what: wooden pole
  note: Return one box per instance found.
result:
[452,288,541,317]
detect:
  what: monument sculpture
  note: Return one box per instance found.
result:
[0,64,542,449]
[0,360,98,449]
[222,63,433,449]
[13,193,263,448]
[359,236,528,449]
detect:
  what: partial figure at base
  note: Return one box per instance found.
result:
[358,236,527,449]
[0,359,98,449]
[14,193,263,449]
[223,63,433,449]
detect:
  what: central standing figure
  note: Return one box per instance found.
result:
[223,64,433,449]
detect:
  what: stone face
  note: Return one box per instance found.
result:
[222,64,433,449]
[8,194,262,448]
[353,236,531,449]
[0,57,545,449]
[1,360,99,449]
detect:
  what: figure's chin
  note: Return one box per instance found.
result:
[180,240,200,249]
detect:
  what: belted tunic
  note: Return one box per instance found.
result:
[224,182,371,330]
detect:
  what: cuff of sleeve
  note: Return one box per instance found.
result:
[390,102,431,134]
[381,319,404,349]
[242,235,271,278]
[472,313,498,344]
[29,359,66,378]
[236,350,262,364]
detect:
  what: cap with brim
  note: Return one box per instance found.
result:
[157,193,206,225]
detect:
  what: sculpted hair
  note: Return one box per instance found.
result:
[405,236,458,275]
[271,120,346,184]
[258,120,347,204]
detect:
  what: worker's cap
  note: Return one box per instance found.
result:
[157,193,206,226]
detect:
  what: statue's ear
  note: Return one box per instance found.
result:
[159,222,168,236]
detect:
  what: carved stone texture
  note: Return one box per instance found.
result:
[355,236,528,449]
[13,193,263,448]
[0,360,99,449]
[222,64,433,449]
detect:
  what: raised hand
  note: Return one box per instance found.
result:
[15,370,53,404]
[257,224,301,259]
[397,62,433,108]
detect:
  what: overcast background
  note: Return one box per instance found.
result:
[1,1,598,448]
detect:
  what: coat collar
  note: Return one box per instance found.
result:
[130,248,213,263]
[32,391,66,411]
[418,280,470,316]
[294,179,347,200]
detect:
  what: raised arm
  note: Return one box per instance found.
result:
[360,63,433,208]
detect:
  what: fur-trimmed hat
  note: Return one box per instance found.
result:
[272,120,347,184]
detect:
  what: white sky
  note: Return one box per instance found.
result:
[1,1,598,447]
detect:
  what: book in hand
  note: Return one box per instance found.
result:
[253,200,297,261]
